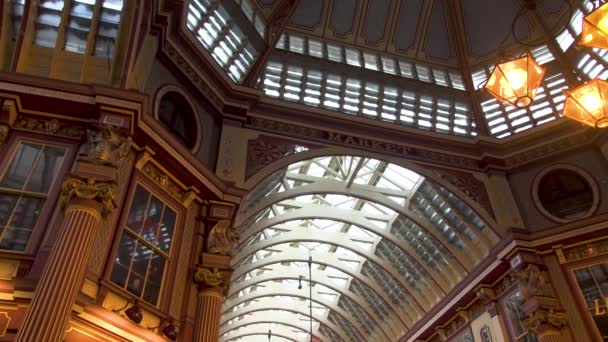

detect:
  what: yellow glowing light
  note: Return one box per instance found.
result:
[580,90,602,114]
[504,68,527,91]
[581,2,608,49]
[485,54,545,108]
[563,78,608,128]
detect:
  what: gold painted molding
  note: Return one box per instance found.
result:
[0,125,8,145]
[135,148,203,207]
[61,176,117,217]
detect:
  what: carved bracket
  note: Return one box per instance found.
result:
[206,220,238,256]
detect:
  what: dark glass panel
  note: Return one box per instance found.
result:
[158,91,197,149]
[126,185,149,232]
[538,169,594,220]
[592,264,608,296]
[576,268,602,308]
[131,241,150,277]
[158,208,176,253]
[126,273,144,297]
[143,195,163,244]
[0,143,41,190]
[0,194,19,227]
[25,146,66,193]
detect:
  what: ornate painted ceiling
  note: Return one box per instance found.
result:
[256,0,568,67]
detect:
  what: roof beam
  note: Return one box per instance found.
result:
[220,298,350,340]
[225,264,405,336]
[229,247,417,328]
[445,0,491,136]
[236,181,473,272]
[243,0,298,86]
[221,283,371,340]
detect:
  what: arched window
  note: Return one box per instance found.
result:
[157,91,198,149]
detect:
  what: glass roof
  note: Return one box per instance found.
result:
[185,0,607,140]
[220,156,499,342]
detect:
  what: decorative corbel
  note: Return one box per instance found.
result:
[206,220,239,256]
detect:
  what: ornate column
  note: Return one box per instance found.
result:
[16,125,130,342]
[515,263,568,342]
[193,265,230,342]
[192,220,237,342]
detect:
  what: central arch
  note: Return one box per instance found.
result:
[222,155,499,341]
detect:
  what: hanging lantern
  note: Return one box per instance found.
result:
[563,78,608,128]
[485,53,545,108]
[581,2,608,49]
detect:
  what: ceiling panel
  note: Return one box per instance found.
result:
[394,0,424,52]
[330,0,359,37]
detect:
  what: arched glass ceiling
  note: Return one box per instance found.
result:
[220,156,499,342]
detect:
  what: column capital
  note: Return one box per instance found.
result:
[61,176,117,217]
[193,266,232,296]
[522,308,567,337]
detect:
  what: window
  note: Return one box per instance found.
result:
[33,0,124,57]
[0,142,67,251]
[260,60,477,136]
[34,0,65,48]
[187,0,259,82]
[10,0,26,40]
[111,184,177,306]
[158,91,198,149]
[536,168,595,221]
[502,289,538,342]
[573,263,608,340]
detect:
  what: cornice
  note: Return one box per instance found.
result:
[0,71,240,204]
[152,2,601,172]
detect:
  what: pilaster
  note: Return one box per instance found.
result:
[15,124,130,342]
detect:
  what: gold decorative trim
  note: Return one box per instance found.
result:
[62,177,117,217]
[0,125,8,145]
[65,204,103,222]
[207,220,238,256]
[135,149,202,207]
[561,238,608,263]
[193,267,225,287]
[522,309,567,335]
[13,116,84,139]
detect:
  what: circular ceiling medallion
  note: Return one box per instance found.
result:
[533,165,599,223]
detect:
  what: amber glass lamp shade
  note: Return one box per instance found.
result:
[563,78,608,128]
[581,2,608,49]
[485,54,545,108]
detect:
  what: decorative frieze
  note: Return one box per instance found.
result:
[13,116,84,139]
[246,134,319,179]
[433,167,494,218]
[504,130,597,167]
[249,117,480,169]
[135,150,201,207]
[560,239,608,264]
